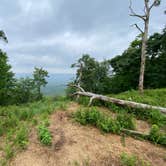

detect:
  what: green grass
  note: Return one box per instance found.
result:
[0,96,69,165]
[37,124,52,146]
[0,97,69,136]
[120,152,150,166]
[73,107,136,134]
[110,88,166,107]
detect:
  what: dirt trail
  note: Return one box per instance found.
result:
[10,102,166,166]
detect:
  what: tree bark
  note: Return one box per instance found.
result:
[138,2,150,93]
[71,85,166,114]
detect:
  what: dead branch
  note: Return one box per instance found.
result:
[131,24,144,34]
[70,85,166,114]
[122,129,148,138]
[149,0,159,11]
[129,0,146,21]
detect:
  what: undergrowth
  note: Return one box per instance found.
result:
[148,124,166,145]
[37,124,52,146]
[77,96,166,128]
[0,97,69,165]
[73,107,166,146]
[73,107,136,133]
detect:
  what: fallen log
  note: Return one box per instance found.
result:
[121,129,148,139]
[70,85,166,114]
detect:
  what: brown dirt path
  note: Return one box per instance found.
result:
[10,102,166,166]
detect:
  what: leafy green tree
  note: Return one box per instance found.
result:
[33,67,49,100]
[0,30,8,43]
[71,54,111,94]
[13,77,35,104]
[109,28,166,93]
[0,50,15,105]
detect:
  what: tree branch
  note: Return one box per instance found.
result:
[69,84,85,92]
[132,24,144,34]
[149,0,160,11]
[129,0,146,21]
[88,96,96,106]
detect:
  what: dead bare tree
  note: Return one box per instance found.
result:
[129,0,161,93]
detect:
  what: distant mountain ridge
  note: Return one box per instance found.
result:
[15,73,75,96]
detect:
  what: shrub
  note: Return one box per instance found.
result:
[149,124,166,145]
[97,117,120,133]
[38,124,52,146]
[74,107,121,134]
[116,113,136,130]
[107,103,166,127]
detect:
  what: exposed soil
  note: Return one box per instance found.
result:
[10,102,166,166]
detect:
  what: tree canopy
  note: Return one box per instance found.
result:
[70,28,166,94]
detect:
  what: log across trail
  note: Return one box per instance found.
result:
[71,85,166,114]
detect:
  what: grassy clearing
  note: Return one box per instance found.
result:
[0,96,69,165]
[109,88,166,107]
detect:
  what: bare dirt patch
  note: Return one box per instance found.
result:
[10,102,166,166]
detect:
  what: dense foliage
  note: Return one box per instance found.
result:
[70,28,166,94]
[74,107,136,133]
[109,28,166,93]
[0,53,49,105]
[71,54,111,94]
[0,50,15,105]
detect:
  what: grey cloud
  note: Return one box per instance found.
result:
[0,0,165,73]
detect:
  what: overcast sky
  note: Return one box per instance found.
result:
[0,0,165,74]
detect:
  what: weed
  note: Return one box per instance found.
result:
[120,152,137,166]
[116,113,136,130]
[148,124,166,145]
[58,102,67,111]
[14,125,29,149]
[74,107,121,134]
[120,134,126,147]
[38,124,52,146]
[4,144,14,160]
[120,152,150,166]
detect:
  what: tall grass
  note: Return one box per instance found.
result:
[110,88,166,107]
[0,96,69,164]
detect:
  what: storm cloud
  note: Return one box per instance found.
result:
[0,0,165,73]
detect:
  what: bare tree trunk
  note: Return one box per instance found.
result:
[129,0,160,93]
[139,14,149,93]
